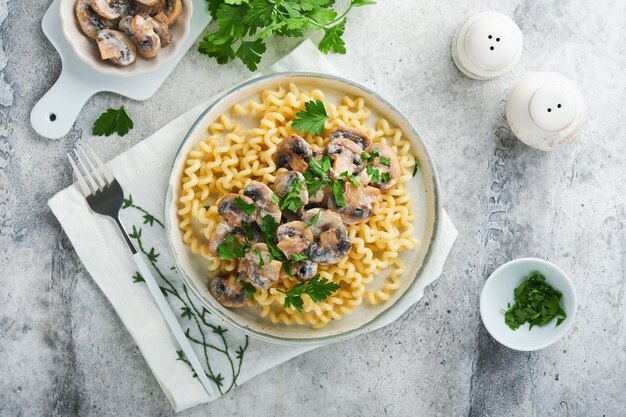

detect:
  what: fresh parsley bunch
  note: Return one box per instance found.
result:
[200,0,376,71]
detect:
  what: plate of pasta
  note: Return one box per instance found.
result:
[165,72,441,344]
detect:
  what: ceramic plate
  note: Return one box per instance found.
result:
[165,72,441,345]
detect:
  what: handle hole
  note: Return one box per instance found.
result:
[49,113,57,122]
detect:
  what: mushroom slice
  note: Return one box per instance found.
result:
[75,0,117,39]
[209,274,247,308]
[307,184,330,208]
[208,221,263,257]
[276,221,314,260]
[273,135,313,173]
[146,16,172,47]
[329,126,371,150]
[287,260,318,282]
[208,221,234,257]
[302,208,343,238]
[308,227,352,265]
[327,138,365,180]
[96,30,137,66]
[134,0,159,5]
[217,194,256,227]
[244,181,281,226]
[240,243,282,290]
[164,0,183,25]
[328,182,381,224]
[87,0,130,20]
[364,143,401,192]
[273,171,308,211]
[119,15,161,58]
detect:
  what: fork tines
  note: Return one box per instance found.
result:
[67,144,116,197]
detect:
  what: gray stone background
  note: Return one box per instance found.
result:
[1,0,625,416]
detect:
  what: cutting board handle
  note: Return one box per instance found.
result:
[30,71,94,140]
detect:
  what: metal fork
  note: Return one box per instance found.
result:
[68,144,215,397]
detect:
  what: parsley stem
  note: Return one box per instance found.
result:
[308,2,356,29]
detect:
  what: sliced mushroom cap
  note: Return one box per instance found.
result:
[307,184,330,208]
[134,0,159,5]
[327,138,365,180]
[288,260,318,282]
[364,143,401,192]
[302,208,343,238]
[329,126,371,150]
[240,243,282,290]
[146,16,172,46]
[147,0,183,25]
[308,227,352,264]
[276,221,313,260]
[96,29,137,66]
[209,274,247,308]
[217,194,256,227]
[75,0,117,39]
[244,181,281,226]
[273,135,313,173]
[119,15,161,58]
[273,171,309,209]
[328,182,381,224]
[87,0,130,19]
[208,221,234,257]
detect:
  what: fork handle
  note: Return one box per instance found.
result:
[132,252,216,397]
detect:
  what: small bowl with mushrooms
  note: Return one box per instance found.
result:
[60,0,192,76]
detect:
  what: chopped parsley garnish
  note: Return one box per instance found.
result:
[503,271,567,330]
[290,253,309,262]
[366,164,381,183]
[279,180,305,212]
[331,180,347,208]
[271,193,280,204]
[93,106,134,137]
[340,171,360,187]
[234,196,256,215]
[361,149,379,161]
[254,248,265,266]
[380,171,390,183]
[278,275,340,313]
[260,215,284,261]
[379,156,391,167]
[412,157,420,177]
[308,210,321,226]
[204,205,211,210]
[292,100,328,136]
[241,222,257,242]
[217,233,249,259]
[240,280,256,298]
[308,155,332,177]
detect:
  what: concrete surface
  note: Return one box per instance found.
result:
[1,0,625,416]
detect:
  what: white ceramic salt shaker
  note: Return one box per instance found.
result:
[505,72,586,151]
[451,11,523,80]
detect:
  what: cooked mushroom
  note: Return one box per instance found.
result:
[287,260,318,282]
[327,138,365,180]
[239,243,282,290]
[244,181,281,226]
[207,221,234,257]
[146,15,172,46]
[146,0,183,26]
[273,171,308,209]
[209,274,247,308]
[276,221,313,260]
[329,126,371,150]
[134,0,159,5]
[96,29,137,66]
[364,143,401,192]
[328,182,381,224]
[75,0,117,39]
[307,184,330,207]
[119,15,161,58]
[302,209,352,264]
[217,194,256,227]
[273,135,313,173]
[87,0,129,20]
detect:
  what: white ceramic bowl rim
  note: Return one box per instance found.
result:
[480,257,578,351]
[164,71,442,345]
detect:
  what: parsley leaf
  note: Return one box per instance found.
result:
[331,180,346,208]
[271,193,280,204]
[290,253,309,262]
[235,39,266,71]
[380,171,390,183]
[292,99,328,136]
[379,156,391,167]
[340,171,360,187]
[234,196,256,215]
[260,215,284,261]
[307,155,332,177]
[366,164,380,183]
[412,157,420,177]
[240,280,256,298]
[92,106,134,137]
[278,275,340,313]
[217,233,249,259]
[308,209,321,226]
[319,18,347,54]
[279,179,305,212]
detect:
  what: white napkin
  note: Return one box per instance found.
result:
[48,40,458,412]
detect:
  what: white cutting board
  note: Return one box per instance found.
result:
[30,0,212,140]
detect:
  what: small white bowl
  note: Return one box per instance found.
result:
[59,0,193,77]
[480,258,577,351]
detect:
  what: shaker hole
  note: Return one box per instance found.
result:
[496,37,500,42]
[557,104,562,108]
[488,35,492,39]
[547,108,552,112]
[49,113,57,122]
[490,46,494,50]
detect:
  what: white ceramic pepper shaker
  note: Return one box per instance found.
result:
[451,11,523,80]
[505,72,586,151]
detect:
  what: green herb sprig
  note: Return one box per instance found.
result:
[292,100,328,136]
[279,180,305,212]
[278,275,340,313]
[504,272,567,330]
[234,196,256,215]
[93,106,134,137]
[217,233,250,259]
[201,0,376,71]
